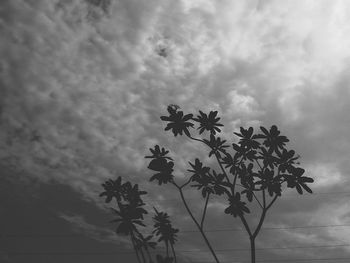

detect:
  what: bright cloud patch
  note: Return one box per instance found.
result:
[306,163,343,189]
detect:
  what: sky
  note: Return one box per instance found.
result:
[2,0,350,262]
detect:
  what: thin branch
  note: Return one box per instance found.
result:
[188,135,204,143]
[144,246,153,263]
[266,195,278,210]
[232,173,238,193]
[130,232,142,263]
[172,182,220,263]
[179,177,192,189]
[262,188,266,208]
[172,181,180,188]
[200,194,210,229]
[139,245,146,263]
[165,242,169,257]
[215,153,231,184]
[171,243,177,263]
[247,189,268,238]
[232,157,244,193]
[254,158,263,170]
[252,192,263,209]
[189,135,231,182]
[252,208,267,239]
[239,214,252,237]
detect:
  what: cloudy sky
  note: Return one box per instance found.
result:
[2,0,350,262]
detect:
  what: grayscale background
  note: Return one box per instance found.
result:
[1,0,350,262]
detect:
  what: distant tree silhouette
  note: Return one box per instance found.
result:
[153,208,179,262]
[144,106,314,263]
[100,177,177,263]
[135,233,157,263]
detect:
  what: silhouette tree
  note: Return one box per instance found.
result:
[134,233,157,263]
[100,176,178,263]
[153,208,179,262]
[145,106,314,263]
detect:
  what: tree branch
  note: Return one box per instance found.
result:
[172,182,220,263]
[232,157,245,193]
[262,188,266,208]
[189,135,231,183]
[179,177,192,189]
[252,208,267,239]
[201,193,210,229]
[214,153,231,184]
[252,192,263,209]
[266,195,278,210]
[239,214,252,237]
[188,135,204,143]
[254,158,263,170]
[130,231,142,263]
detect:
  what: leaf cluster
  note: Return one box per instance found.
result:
[153,208,179,246]
[100,176,179,262]
[146,145,174,185]
[149,108,314,219]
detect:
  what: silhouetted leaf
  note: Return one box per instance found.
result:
[153,208,179,246]
[193,110,223,135]
[234,127,260,150]
[148,159,174,185]
[160,106,194,136]
[111,204,147,235]
[150,171,174,185]
[188,158,210,182]
[256,125,289,153]
[203,134,229,157]
[225,193,250,217]
[146,145,173,160]
[99,177,123,203]
[283,167,313,195]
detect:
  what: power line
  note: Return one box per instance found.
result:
[197,258,350,263]
[252,258,350,262]
[3,223,350,238]
[4,244,350,254]
[181,244,350,252]
[143,191,350,203]
[181,223,350,233]
[4,253,350,263]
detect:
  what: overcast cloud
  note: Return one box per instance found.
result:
[2,0,350,262]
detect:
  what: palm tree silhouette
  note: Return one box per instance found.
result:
[135,233,157,263]
[101,175,182,263]
[152,208,178,263]
[110,203,147,263]
[101,176,149,263]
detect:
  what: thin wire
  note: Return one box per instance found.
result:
[5,253,350,262]
[181,223,350,233]
[254,258,350,262]
[4,244,350,255]
[143,191,350,203]
[3,223,350,238]
[196,258,350,263]
[180,244,350,252]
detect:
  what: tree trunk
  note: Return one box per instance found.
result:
[171,243,177,263]
[165,242,169,257]
[131,235,142,263]
[250,236,256,263]
[145,247,153,263]
[139,246,146,263]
